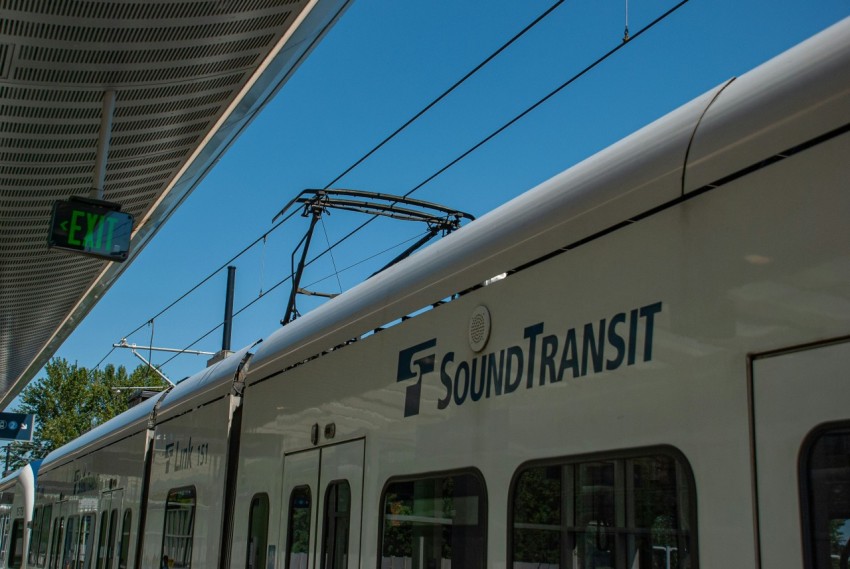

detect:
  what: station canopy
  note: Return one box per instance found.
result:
[0,0,351,408]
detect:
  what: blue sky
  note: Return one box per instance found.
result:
[16,0,850,394]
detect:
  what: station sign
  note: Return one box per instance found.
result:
[0,413,34,442]
[48,197,133,262]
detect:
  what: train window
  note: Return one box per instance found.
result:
[0,512,10,564]
[285,486,311,569]
[510,450,696,569]
[27,507,40,566]
[49,517,64,569]
[802,426,850,569]
[96,511,108,569]
[245,494,269,569]
[161,487,196,569]
[105,509,118,569]
[79,514,94,569]
[31,504,51,567]
[320,481,351,569]
[9,518,24,569]
[380,472,487,569]
[63,516,79,569]
[118,510,131,569]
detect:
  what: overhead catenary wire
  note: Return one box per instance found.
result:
[320,218,344,296]
[118,206,302,343]
[154,0,692,372]
[276,0,693,279]
[147,319,155,377]
[322,0,565,189]
[104,1,693,376]
[155,230,434,371]
[103,2,565,366]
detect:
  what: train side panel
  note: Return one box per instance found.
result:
[234,127,850,567]
[142,395,234,569]
[32,429,147,569]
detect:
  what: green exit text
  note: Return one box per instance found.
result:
[67,210,119,251]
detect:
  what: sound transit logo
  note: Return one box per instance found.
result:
[396,302,662,417]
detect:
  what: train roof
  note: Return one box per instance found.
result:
[0,461,37,516]
[684,16,850,192]
[153,344,255,422]
[39,392,164,471]
[0,463,32,491]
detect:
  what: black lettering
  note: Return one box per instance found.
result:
[196,443,209,466]
[557,328,579,381]
[486,351,505,397]
[470,357,485,402]
[397,339,437,418]
[505,346,524,393]
[437,353,454,410]
[628,308,639,365]
[524,323,545,388]
[176,438,194,471]
[454,361,470,405]
[581,319,606,376]
[165,443,175,474]
[640,302,662,361]
[606,312,627,370]
[540,334,559,384]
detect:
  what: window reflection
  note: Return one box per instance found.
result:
[511,452,695,569]
[804,427,850,569]
[286,486,312,569]
[381,472,486,569]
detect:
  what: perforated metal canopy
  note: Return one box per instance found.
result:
[0,0,351,408]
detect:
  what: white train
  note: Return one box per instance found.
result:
[8,15,850,569]
[0,464,37,569]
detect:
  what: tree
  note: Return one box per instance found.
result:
[4,358,167,470]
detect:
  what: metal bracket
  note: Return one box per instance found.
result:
[112,338,216,386]
[273,188,474,325]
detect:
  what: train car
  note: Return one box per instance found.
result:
[22,15,850,569]
[0,463,38,569]
[30,343,255,569]
[139,346,256,569]
[31,392,167,569]
[220,16,850,569]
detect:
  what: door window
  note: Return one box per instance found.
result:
[96,511,108,569]
[802,426,850,569]
[285,487,311,569]
[8,518,24,569]
[78,514,94,569]
[0,513,10,565]
[161,487,196,568]
[49,517,64,569]
[105,509,118,569]
[246,494,269,569]
[62,516,79,569]
[118,510,132,569]
[320,482,350,569]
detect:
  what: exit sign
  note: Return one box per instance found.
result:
[48,197,133,262]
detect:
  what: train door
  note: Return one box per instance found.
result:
[280,439,364,569]
[95,490,123,569]
[752,340,850,569]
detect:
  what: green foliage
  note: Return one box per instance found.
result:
[4,358,166,470]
